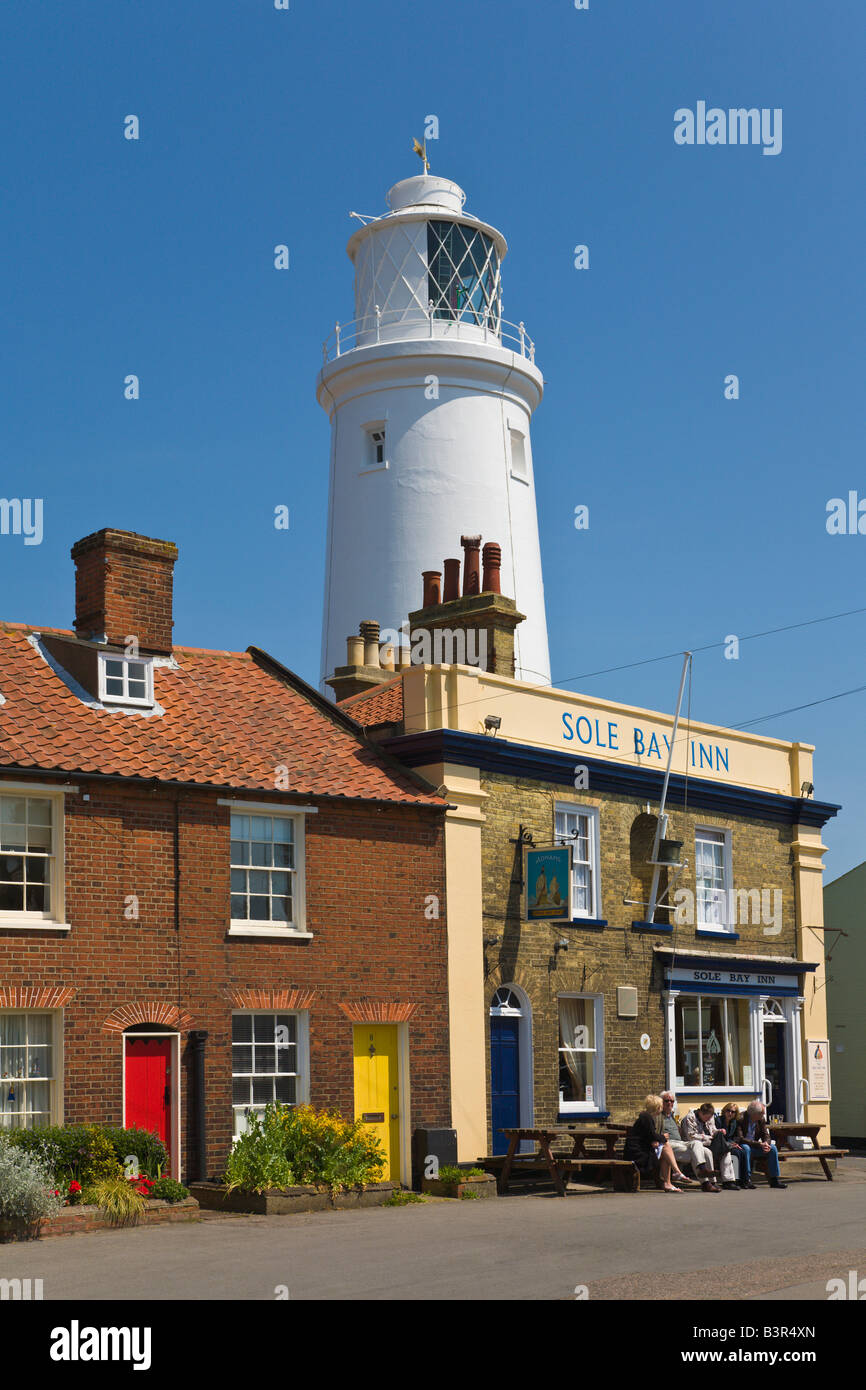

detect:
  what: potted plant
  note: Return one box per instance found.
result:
[422,1165,497,1199]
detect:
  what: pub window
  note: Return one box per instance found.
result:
[674,994,752,1089]
[555,803,600,919]
[558,995,603,1113]
[695,827,731,930]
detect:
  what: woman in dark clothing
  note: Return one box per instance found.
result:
[624,1094,689,1192]
[713,1102,755,1188]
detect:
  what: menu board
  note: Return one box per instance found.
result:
[806,1039,831,1102]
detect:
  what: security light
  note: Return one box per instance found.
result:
[800,781,814,797]
[484,714,502,735]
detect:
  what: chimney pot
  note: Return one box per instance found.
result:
[460,535,482,596]
[482,541,502,594]
[422,570,442,608]
[346,634,364,667]
[359,619,381,668]
[442,558,461,602]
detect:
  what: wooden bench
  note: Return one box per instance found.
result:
[482,1129,642,1195]
[753,1145,849,1182]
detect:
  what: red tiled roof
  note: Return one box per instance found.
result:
[340,677,405,729]
[0,624,437,805]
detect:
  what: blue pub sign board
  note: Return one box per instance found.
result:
[525,846,572,920]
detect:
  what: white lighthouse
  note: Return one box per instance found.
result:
[318,167,551,688]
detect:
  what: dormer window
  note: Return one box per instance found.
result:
[98,654,154,707]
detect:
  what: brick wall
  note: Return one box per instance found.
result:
[479,770,798,1139]
[0,783,449,1179]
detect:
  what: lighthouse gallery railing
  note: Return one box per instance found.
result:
[321,305,536,365]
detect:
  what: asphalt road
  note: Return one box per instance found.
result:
[3,1165,865,1301]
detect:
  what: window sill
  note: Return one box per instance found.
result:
[0,919,71,932]
[358,463,389,474]
[557,1110,611,1122]
[631,920,674,933]
[228,924,312,939]
[564,917,607,930]
[696,928,741,941]
[510,470,529,485]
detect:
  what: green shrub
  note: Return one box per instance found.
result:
[7,1125,121,1187]
[437,1165,485,1184]
[6,1125,167,1185]
[100,1127,169,1178]
[148,1178,189,1204]
[224,1110,295,1194]
[223,1104,385,1193]
[90,1175,146,1225]
[0,1134,64,1227]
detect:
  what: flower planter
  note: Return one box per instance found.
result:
[189,1180,399,1215]
[421,1174,497,1199]
[0,1198,199,1241]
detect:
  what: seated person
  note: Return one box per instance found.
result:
[714,1102,755,1189]
[737,1101,787,1189]
[659,1092,701,1186]
[624,1094,690,1193]
[680,1102,737,1190]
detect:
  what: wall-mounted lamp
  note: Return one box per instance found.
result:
[800,781,814,798]
[553,938,569,955]
[484,714,502,736]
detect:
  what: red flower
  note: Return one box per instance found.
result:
[68,1181,82,1193]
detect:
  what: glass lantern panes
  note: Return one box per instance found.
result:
[230,814,295,924]
[0,796,53,915]
[232,1013,299,1136]
[427,221,501,327]
[0,1013,54,1129]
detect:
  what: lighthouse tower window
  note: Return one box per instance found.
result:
[427,221,501,327]
[364,426,386,468]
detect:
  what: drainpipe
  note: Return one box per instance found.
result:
[189,1030,209,1181]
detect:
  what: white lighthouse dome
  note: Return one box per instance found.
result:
[318,168,552,690]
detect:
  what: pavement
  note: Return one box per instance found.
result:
[2,1162,865,1301]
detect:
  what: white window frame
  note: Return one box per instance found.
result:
[509,427,529,483]
[671,992,755,1093]
[0,1008,64,1129]
[231,1009,310,1139]
[695,825,733,933]
[362,421,388,470]
[98,653,155,708]
[224,800,311,938]
[554,801,601,920]
[557,992,604,1115]
[0,784,69,931]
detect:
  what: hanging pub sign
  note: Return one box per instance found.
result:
[806,1039,831,1102]
[525,845,572,920]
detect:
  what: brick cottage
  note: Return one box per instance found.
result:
[0,529,450,1183]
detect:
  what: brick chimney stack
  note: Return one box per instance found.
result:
[71,529,178,654]
[408,533,526,679]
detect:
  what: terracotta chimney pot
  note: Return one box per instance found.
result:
[482,542,502,594]
[422,570,442,608]
[461,535,482,596]
[443,558,461,602]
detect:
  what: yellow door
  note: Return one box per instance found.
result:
[353,1025,401,1183]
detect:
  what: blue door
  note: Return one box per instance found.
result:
[491,1016,520,1154]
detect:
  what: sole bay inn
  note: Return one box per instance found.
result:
[338,549,838,1160]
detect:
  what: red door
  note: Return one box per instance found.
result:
[125,1038,172,1155]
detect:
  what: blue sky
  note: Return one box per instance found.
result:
[1,1,863,877]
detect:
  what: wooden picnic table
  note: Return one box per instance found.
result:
[766,1122,847,1181]
[495,1126,636,1195]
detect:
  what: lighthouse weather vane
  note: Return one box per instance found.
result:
[412,136,430,174]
